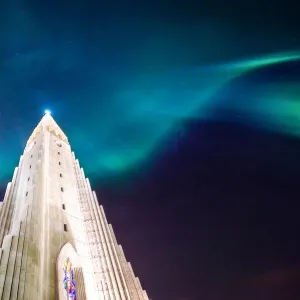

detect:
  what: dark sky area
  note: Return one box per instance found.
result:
[1,1,300,299]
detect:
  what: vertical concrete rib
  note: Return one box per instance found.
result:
[118,245,140,300]
[74,160,103,296]
[0,183,12,244]
[0,165,19,246]
[80,168,118,300]
[107,223,130,300]
[17,188,33,300]
[142,290,149,300]
[10,220,26,300]
[0,235,13,299]
[95,201,129,300]
[1,226,20,300]
[24,184,40,300]
[88,182,126,300]
[74,159,112,300]
[134,277,145,300]
[128,263,144,300]
[37,129,50,299]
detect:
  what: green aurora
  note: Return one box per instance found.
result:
[1,52,300,183]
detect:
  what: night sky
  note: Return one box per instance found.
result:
[1,1,300,299]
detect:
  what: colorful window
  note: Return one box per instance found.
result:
[63,257,76,299]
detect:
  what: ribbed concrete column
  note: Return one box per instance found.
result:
[89,184,126,300]
[0,235,13,299]
[10,220,26,300]
[118,246,140,300]
[85,185,119,299]
[75,160,112,300]
[80,168,118,300]
[0,159,22,246]
[74,160,100,289]
[1,225,21,300]
[37,129,50,300]
[16,205,31,300]
[24,192,40,299]
[74,160,108,299]
[0,166,18,247]
[128,263,144,300]
[142,290,149,300]
[107,224,131,300]
[96,202,129,300]
[21,193,37,300]
[134,277,145,300]
[0,183,12,243]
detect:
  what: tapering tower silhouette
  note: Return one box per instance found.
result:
[0,112,149,300]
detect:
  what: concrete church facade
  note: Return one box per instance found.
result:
[0,112,149,300]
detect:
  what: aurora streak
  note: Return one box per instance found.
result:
[1,52,300,183]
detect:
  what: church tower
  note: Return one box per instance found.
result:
[0,112,149,300]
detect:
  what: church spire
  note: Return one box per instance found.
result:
[40,110,60,130]
[0,110,149,300]
[26,110,68,146]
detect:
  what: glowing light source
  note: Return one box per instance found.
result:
[44,109,51,115]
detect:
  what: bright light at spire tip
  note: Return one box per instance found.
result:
[44,109,51,115]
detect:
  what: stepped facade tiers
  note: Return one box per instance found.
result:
[0,112,149,300]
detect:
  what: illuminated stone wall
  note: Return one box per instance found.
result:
[0,113,149,300]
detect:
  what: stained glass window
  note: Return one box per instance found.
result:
[63,257,76,300]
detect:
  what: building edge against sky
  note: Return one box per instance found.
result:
[0,111,149,300]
